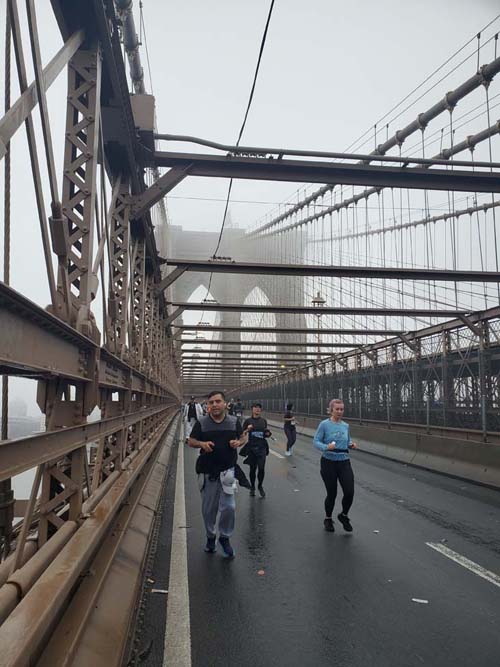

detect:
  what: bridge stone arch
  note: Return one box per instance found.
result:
[169,223,308,352]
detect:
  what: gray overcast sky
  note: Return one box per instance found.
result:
[147,0,499,231]
[1,0,499,304]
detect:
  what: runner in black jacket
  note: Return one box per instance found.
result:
[242,403,271,498]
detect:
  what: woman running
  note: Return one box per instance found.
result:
[283,402,297,456]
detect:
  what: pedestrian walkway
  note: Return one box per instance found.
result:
[136,429,500,667]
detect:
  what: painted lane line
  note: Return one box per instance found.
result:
[426,542,500,590]
[269,448,285,459]
[163,439,192,666]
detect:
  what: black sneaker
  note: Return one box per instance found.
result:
[324,518,335,532]
[258,485,266,498]
[204,536,216,553]
[250,487,256,497]
[218,536,235,559]
[337,513,353,532]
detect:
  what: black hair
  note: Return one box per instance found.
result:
[252,402,262,409]
[207,390,226,401]
[286,402,294,410]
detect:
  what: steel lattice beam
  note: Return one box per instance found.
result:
[169,301,468,318]
[173,325,405,335]
[181,353,332,359]
[159,258,500,292]
[151,151,500,193]
[179,339,364,348]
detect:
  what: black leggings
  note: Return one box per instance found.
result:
[249,453,266,487]
[285,425,296,451]
[320,458,354,517]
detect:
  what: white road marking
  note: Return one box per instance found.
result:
[426,542,500,590]
[163,436,191,666]
[269,448,285,459]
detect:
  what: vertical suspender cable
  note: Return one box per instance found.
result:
[2,2,11,442]
[7,0,57,307]
[1,2,13,561]
[484,80,500,301]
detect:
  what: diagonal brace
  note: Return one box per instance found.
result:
[157,265,187,292]
[130,165,192,219]
[398,333,419,352]
[357,345,377,362]
[165,306,185,327]
[457,314,482,337]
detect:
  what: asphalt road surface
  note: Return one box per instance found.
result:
[183,426,500,667]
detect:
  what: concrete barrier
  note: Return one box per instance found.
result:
[266,412,500,489]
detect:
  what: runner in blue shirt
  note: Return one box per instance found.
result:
[313,398,357,532]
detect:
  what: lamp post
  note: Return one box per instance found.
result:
[311,291,326,360]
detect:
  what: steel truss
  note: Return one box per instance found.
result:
[241,309,500,440]
[1,0,500,660]
[0,1,179,657]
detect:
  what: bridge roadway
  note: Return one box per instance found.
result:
[138,425,500,667]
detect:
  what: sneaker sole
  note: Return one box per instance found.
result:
[220,549,235,559]
[337,515,353,532]
[218,542,235,559]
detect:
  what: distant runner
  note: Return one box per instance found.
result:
[183,396,203,439]
[234,398,244,420]
[313,398,357,532]
[188,391,249,558]
[242,403,272,498]
[283,402,297,456]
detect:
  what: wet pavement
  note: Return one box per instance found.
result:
[184,428,500,667]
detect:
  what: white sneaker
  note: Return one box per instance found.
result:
[285,450,291,457]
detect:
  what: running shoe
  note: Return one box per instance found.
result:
[284,450,291,457]
[337,513,353,532]
[250,487,256,497]
[204,536,216,553]
[258,485,266,498]
[218,536,235,559]
[324,518,335,532]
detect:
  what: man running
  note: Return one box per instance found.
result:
[188,390,248,558]
[184,396,202,439]
[313,398,357,532]
[234,398,244,420]
[242,403,272,498]
[283,402,297,456]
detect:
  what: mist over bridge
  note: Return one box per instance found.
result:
[0,1,499,665]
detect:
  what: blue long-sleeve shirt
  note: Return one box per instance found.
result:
[313,419,351,461]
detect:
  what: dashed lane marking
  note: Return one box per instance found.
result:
[426,542,500,590]
[269,448,286,459]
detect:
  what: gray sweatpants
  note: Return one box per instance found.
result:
[200,475,235,539]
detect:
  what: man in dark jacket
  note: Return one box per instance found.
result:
[243,403,271,498]
[188,390,248,558]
